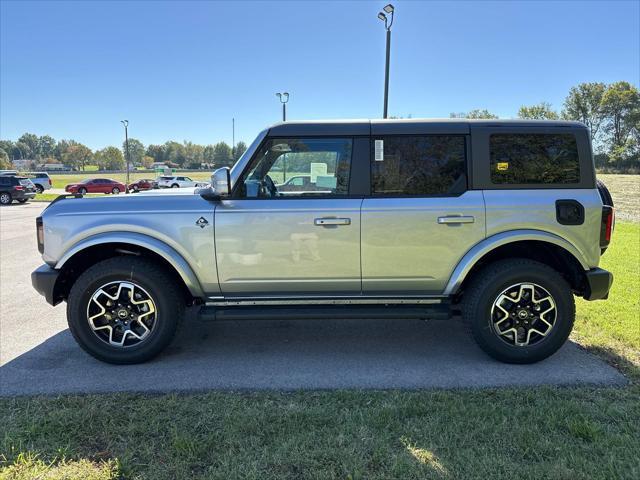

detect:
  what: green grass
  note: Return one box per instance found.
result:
[574,222,640,378]
[2,178,639,480]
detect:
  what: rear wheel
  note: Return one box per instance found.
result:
[112,187,120,194]
[0,193,12,205]
[67,257,184,364]
[35,185,44,194]
[462,259,575,364]
[17,199,27,203]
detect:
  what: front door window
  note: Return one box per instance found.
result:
[235,138,353,198]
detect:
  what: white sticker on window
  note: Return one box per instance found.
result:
[374,140,384,161]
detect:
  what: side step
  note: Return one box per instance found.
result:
[198,303,451,322]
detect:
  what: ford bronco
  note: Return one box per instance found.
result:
[32,119,615,364]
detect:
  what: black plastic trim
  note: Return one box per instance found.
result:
[583,268,613,301]
[31,264,62,306]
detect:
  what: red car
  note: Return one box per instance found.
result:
[65,178,125,195]
[127,178,157,192]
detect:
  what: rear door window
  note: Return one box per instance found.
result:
[371,135,467,196]
[490,134,580,184]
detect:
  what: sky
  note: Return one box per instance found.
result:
[1,0,639,150]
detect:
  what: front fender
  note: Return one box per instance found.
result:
[443,229,589,295]
[56,232,206,298]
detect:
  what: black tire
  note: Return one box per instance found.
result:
[112,187,120,194]
[78,187,87,195]
[171,183,179,188]
[596,179,614,207]
[132,185,139,192]
[17,199,27,203]
[67,257,184,364]
[0,192,12,205]
[462,258,575,364]
[35,185,44,194]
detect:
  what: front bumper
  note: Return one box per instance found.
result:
[583,268,613,301]
[31,264,61,306]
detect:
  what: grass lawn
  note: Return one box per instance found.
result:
[2,178,639,479]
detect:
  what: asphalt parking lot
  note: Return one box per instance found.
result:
[0,202,626,396]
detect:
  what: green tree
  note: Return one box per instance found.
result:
[518,102,559,120]
[17,133,39,158]
[213,142,233,167]
[183,141,204,168]
[562,82,607,146]
[146,144,166,163]
[123,138,145,166]
[94,146,124,170]
[203,145,215,165]
[450,109,498,119]
[0,148,12,169]
[233,141,247,160]
[63,143,93,170]
[0,140,14,159]
[163,141,185,166]
[601,81,640,149]
[38,135,56,159]
[141,155,155,169]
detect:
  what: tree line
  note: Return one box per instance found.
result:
[450,81,639,172]
[0,134,248,172]
[1,80,637,172]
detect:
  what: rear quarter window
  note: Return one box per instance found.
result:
[490,133,580,185]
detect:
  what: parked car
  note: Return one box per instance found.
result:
[32,119,615,365]
[65,178,125,195]
[25,172,52,193]
[278,175,312,191]
[156,175,208,188]
[0,175,37,204]
[128,178,157,192]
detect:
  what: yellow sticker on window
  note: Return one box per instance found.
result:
[497,162,509,171]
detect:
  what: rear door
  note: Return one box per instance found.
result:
[214,136,368,297]
[361,124,486,295]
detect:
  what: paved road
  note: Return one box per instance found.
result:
[0,202,626,396]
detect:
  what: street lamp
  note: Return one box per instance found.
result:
[276,92,289,121]
[120,120,130,192]
[378,3,395,119]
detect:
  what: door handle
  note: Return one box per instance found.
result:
[437,216,475,224]
[314,217,351,226]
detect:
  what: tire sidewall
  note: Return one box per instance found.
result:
[469,264,574,363]
[0,193,11,205]
[67,261,180,363]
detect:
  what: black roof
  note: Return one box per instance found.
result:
[267,118,587,136]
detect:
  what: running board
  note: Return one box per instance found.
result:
[198,303,451,322]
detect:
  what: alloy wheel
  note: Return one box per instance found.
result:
[490,282,557,347]
[86,281,157,347]
[0,193,11,205]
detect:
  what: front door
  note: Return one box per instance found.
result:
[361,134,486,295]
[215,137,362,297]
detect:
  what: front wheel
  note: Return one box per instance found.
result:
[462,259,575,364]
[67,257,184,364]
[78,187,87,195]
[171,183,179,188]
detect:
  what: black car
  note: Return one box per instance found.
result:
[0,175,37,205]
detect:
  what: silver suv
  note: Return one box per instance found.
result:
[32,119,615,364]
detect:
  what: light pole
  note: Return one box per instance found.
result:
[276,92,289,121]
[232,117,235,159]
[120,120,130,192]
[378,4,395,119]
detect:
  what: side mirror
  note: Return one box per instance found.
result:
[199,167,231,201]
[211,167,230,196]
